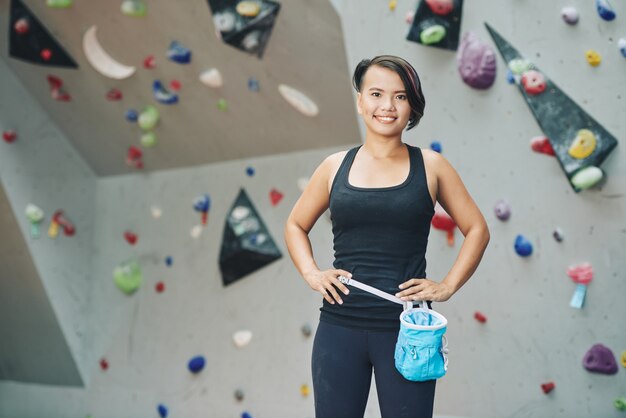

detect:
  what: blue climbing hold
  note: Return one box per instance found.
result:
[242,413,253,418]
[188,355,206,373]
[596,0,616,21]
[248,77,260,92]
[165,256,173,267]
[126,109,138,122]
[167,41,191,64]
[514,234,533,257]
[430,141,442,153]
[157,404,168,418]
[193,194,211,213]
[506,69,515,84]
[153,80,178,105]
[246,166,255,176]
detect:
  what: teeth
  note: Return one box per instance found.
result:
[377,116,395,122]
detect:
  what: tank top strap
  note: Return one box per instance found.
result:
[330,145,362,195]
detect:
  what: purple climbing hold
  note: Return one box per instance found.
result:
[457,32,497,90]
[494,199,511,221]
[188,355,206,373]
[583,344,618,374]
[157,404,168,417]
[514,234,532,257]
[596,0,616,21]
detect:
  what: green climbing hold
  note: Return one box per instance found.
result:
[141,132,157,148]
[217,98,228,111]
[121,0,147,17]
[138,105,160,131]
[113,260,143,294]
[571,166,603,190]
[420,25,446,45]
[508,58,533,75]
[615,397,626,411]
[47,0,73,8]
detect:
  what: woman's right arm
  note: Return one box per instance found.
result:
[284,155,351,305]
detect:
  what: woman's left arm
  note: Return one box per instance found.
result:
[396,151,490,302]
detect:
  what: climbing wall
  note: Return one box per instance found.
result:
[1,0,625,417]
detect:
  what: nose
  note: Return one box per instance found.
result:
[381,96,396,111]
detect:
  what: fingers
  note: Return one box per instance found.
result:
[395,278,425,298]
[332,270,351,295]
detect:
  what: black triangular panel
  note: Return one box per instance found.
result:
[9,0,78,68]
[485,23,618,192]
[406,0,464,51]
[219,188,282,286]
[207,0,280,59]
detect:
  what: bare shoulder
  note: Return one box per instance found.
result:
[420,148,457,177]
[322,150,349,192]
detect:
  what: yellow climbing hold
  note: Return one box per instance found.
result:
[389,0,397,11]
[300,384,310,397]
[621,350,626,368]
[236,1,261,17]
[568,129,596,159]
[585,50,601,66]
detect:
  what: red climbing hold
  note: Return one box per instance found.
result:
[270,188,284,206]
[52,210,75,236]
[47,75,72,102]
[3,130,17,143]
[106,88,123,101]
[124,231,138,245]
[155,281,165,293]
[99,358,109,371]
[170,79,182,91]
[530,136,555,156]
[14,18,30,35]
[40,49,52,61]
[431,206,456,246]
[143,55,156,69]
[126,146,143,169]
[541,382,555,394]
[521,70,546,95]
[474,311,487,323]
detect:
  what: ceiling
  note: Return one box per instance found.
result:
[1,0,360,176]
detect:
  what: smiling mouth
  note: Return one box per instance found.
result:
[374,115,397,123]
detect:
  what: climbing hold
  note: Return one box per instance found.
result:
[615,397,626,411]
[106,88,123,101]
[113,259,142,294]
[199,68,223,88]
[507,58,533,75]
[567,262,593,285]
[47,75,71,101]
[190,224,203,239]
[583,344,618,374]
[571,166,604,190]
[568,129,596,159]
[99,358,109,370]
[521,70,546,95]
[143,55,156,69]
[248,77,260,92]
[123,230,138,245]
[140,132,157,148]
[237,1,261,17]
[51,210,75,236]
[3,130,17,143]
[553,227,564,242]
[138,105,159,131]
[167,41,191,64]
[40,49,52,61]
[541,382,555,394]
[47,0,72,8]
[301,323,312,337]
[25,204,45,238]
[269,188,283,206]
[530,136,555,156]
[278,84,319,117]
[514,234,532,257]
[432,204,456,246]
[13,18,30,35]
[125,109,138,122]
[425,0,453,16]
[621,350,626,368]
[505,69,515,84]
[420,24,447,45]
[596,0,616,21]
[233,330,253,348]
[618,38,626,57]
[121,0,147,17]
[165,256,173,266]
[83,26,136,80]
[213,11,237,32]
[217,98,228,111]
[151,205,162,219]
[241,412,252,418]
[155,281,165,293]
[193,194,211,225]
[474,311,487,323]
[430,141,442,153]
[246,166,255,177]
[153,80,178,105]
[300,384,310,397]
[242,30,261,52]
[388,0,397,11]
[561,7,579,25]
[457,32,497,90]
[169,79,181,91]
[405,10,414,24]
[188,355,206,373]
[126,146,143,169]
[585,50,601,66]
[157,404,168,418]
[234,389,245,402]
[493,199,511,221]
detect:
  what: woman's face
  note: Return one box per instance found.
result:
[357,65,412,138]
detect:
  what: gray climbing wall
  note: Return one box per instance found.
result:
[1,0,626,417]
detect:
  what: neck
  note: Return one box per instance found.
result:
[362,134,404,158]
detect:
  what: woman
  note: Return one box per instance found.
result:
[284,55,490,418]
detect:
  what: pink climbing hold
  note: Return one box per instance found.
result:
[40,49,52,61]
[521,70,546,95]
[425,0,454,16]
[583,344,618,375]
[14,18,30,35]
[530,136,555,156]
[567,262,593,285]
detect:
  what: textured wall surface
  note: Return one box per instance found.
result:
[1,0,626,417]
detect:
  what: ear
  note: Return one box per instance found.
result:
[356,92,362,115]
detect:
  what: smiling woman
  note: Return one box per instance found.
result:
[284,55,490,418]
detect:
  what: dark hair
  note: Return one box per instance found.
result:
[352,55,426,130]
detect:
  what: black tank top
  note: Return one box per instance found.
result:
[320,143,435,330]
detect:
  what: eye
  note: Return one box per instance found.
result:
[371,92,381,97]
[396,94,407,100]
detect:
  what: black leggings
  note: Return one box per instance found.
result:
[312,321,436,418]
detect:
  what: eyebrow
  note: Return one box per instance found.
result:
[367,87,406,93]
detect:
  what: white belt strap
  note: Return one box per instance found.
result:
[338,275,418,311]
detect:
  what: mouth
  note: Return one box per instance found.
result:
[374,115,397,124]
